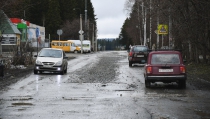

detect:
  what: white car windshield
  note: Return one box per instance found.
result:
[39,49,62,58]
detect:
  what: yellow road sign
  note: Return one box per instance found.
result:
[158,24,168,34]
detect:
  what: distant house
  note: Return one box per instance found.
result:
[0,10,46,53]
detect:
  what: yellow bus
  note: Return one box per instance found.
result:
[51,40,81,53]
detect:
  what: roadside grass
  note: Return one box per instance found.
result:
[186,62,210,82]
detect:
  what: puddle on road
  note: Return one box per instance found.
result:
[63,96,95,101]
[7,96,33,101]
[101,84,107,87]
[194,109,210,118]
[114,90,134,92]
[18,108,27,111]
[12,102,33,106]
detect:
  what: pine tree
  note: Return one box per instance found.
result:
[46,0,62,40]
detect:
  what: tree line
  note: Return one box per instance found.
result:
[97,38,122,51]
[0,0,97,41]
[119,0,210,63]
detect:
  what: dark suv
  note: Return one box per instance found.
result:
[128,45,149,67]
[144,50,187,88]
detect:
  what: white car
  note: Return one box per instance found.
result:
[34,48,68,75]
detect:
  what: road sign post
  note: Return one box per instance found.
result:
[36,28,40,56]
[57,29,63,41]
[79,30,84,54]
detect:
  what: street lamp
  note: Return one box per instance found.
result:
[73,8,84,54]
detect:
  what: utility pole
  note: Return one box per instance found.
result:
[73,8,84,53]
[92,23,94,51]
[144,6,147,46]
[138,3,141,45]
[149,0,152,49]
[169,6,172,49]
[141,1,147,46]
[142,2,144,45]
[85,0,87,40]
[157,1,159,49]
[80,14,83,54]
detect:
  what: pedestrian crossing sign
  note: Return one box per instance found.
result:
[158,24,168,34]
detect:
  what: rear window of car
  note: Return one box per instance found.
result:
[151,54,180,64]
[133,46,148,52]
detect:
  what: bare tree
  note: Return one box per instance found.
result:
[123,0,210,63]
[61,19,81,40]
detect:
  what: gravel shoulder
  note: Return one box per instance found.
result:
[73,52,121,83]
[0,65,34,91]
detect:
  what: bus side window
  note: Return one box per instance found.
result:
[59,42,62,46]
[53,42,57,46]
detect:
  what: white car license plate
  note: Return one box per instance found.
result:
[137,55,144,57]
[159,69,173,72]
[44,65,52,68]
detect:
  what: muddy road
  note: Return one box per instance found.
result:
[0,51,210,119]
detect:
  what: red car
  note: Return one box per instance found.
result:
[144,50,187,88]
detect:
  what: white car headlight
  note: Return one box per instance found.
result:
[55,61,62,66]
[36,60,42,65]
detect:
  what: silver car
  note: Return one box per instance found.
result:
[34,48,68,75]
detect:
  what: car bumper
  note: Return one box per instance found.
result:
[129,57,146,63]
[34,65,63,72]
[146,75,187,82]
[83,49,90,53]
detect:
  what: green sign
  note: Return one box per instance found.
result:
[17,23,27,29]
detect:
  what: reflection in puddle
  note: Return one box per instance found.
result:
[36,75,39,92]
[57,75,61,87]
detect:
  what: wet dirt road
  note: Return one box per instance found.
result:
[0,51,210,119]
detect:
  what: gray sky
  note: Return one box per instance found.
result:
[91,0,127,39]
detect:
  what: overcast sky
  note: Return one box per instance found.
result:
[91,0,127,39]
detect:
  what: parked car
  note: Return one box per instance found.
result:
[128,45,149,67]
[144,50,187,88]
[34,48,68,75]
